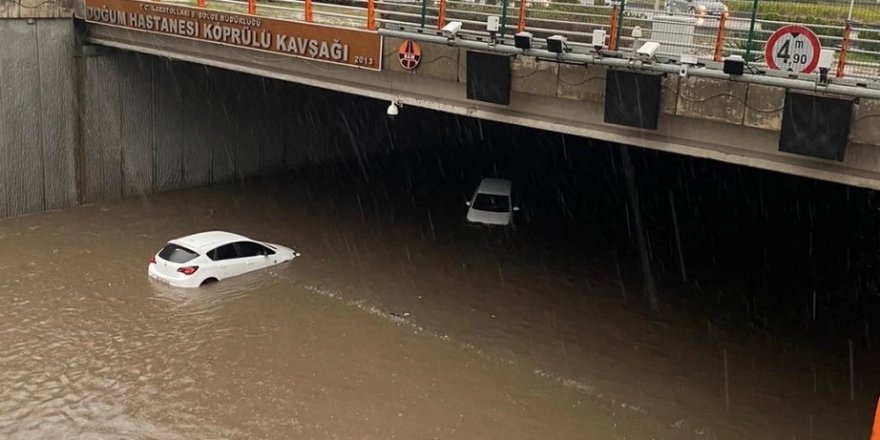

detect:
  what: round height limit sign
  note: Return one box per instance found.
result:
[765,24,822,74]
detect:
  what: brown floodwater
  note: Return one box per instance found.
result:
[0,174,872,439]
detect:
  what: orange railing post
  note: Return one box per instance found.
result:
[516,0,527,33]
[837,21,852,78]
[305,0,313,22]
[871,394,880,440]
[713,13,728,62]
[367,0,376,30]
[248,0,255,14]
[608,5,619,51]
[437,0,447,30]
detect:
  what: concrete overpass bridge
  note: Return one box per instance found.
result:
[3,0,880,217]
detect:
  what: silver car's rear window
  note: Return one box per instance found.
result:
[473,194,510,213]
[158,244,199,263]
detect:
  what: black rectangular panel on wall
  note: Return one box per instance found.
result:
[466,51,511,106]
[779,92,853,162]
[604,70,663,130]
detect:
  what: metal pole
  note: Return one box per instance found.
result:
[420,0,427,28]
[438,0,447,30]
[516,0,527,33]
[609,5,620,50]
[847,0,855,22]
[616,0,627,49]
[838,21,852,78]
[744,0,759,62]
[367,0,376,30]
[501,0,509,37]
[713,12,728,62]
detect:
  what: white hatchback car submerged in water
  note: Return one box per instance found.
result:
[465,178,520,226]
[148,231,300,288]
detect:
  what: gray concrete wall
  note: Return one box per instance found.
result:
[0,19,78,218]
[0,0,74,18]
[77,50,428,204]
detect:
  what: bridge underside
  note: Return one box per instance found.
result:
[82,22,880,191]
[2,16,879,222]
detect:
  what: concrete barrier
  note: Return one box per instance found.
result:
[743,84,785,131]
[675,77,748,125]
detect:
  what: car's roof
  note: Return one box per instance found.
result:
[169,231,252,252]
[477,178,512,196]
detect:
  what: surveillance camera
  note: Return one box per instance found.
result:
[679,54,698,66]
[386,101,399,118]
[818,49,834,70]
[547,35,568,54]
[486,15,500,34]
[636,41,660,59]
[442,21,462,38]
[514,31,533,50]
[630,26,642,39]
[591,29,607,52]
[723,55,745,75]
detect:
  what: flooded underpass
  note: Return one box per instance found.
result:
[3,116,880,439]
[0,184,601,440]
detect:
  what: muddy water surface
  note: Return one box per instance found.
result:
[0,186,608,440]
[0,175,871,440]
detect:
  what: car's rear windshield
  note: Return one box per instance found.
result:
[472,193,510,213]
[158,244,199,263]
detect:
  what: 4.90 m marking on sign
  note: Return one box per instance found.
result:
[765,24,822,74]
[776,39,807,65]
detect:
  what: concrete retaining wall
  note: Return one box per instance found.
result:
[77,51,461,204]
[0,0,74,18]
[0,19,78,218]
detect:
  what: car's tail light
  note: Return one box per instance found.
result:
[177,266,199,275]
[149,255,156,264]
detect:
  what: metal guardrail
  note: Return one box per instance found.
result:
[167,0,880,84]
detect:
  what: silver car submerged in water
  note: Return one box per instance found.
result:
[667,0,728,16]
[465,178,520,227]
